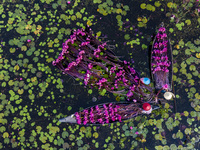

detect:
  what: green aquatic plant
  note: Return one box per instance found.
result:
[0,0,200,149]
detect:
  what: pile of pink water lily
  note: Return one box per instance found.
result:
[53,25,173,125]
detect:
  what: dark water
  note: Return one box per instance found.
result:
[0,0,200,149]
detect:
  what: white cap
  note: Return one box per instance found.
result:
[164,92,175,100]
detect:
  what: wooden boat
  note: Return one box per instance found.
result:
[59,102,160,124]
[150,22,173,94]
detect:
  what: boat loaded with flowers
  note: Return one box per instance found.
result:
[52,23,175,125]
[150,22,175,101]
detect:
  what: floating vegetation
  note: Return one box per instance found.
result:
[0,0,200,149]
